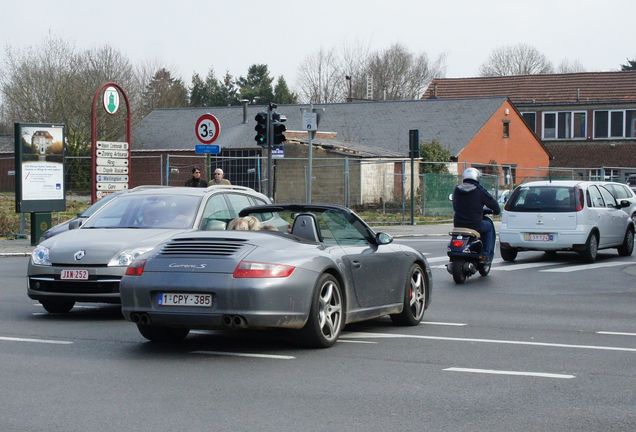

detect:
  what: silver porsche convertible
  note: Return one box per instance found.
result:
[120,204,432,348]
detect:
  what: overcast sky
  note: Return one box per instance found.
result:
[2,0,635,91]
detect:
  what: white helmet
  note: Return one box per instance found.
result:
[463,167,481,182]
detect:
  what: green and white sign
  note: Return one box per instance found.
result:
[103,86,120,114]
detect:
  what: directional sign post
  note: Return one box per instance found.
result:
[95,141,129,196]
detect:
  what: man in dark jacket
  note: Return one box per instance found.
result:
[452,167,501,262]
[184,166,208,187]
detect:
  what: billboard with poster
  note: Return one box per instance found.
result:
[14,123,66,213]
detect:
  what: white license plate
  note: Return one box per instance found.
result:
[60,269,89,280]
[525,233,554,241]
[158,293,213,307]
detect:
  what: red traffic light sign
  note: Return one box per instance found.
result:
[195,113,221,144]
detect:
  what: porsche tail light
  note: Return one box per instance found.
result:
[125,259,146,276]
[575,186,585,212]
[232,261,295,278]
[451,239,465,248]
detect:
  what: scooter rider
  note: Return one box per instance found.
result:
[452,168,501,263]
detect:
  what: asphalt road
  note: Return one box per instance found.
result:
[1,240,636,432]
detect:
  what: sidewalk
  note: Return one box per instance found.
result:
[0,222,489,258]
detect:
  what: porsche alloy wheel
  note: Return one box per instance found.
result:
[391,263,427,326]
[299,274,344,348]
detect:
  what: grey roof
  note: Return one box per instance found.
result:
[133,97,509,157]
[0,135,13,154]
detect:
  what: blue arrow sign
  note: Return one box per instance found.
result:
[195,144,220,155]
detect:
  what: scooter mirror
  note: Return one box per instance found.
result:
[448,193,453,201]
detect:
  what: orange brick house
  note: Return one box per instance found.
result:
[423,71,636,182]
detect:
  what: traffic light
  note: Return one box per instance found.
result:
[272,112,287,145]
[254,112,267,146]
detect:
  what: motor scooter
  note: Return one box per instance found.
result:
[445,209,494,284]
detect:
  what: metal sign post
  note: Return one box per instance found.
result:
[302,106,321,204]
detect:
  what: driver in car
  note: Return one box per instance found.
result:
[452,167,501,264]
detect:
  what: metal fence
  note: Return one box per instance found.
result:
[3,154,636,225]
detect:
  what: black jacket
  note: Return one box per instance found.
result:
[184,177,208,187]
[452,179,500,230]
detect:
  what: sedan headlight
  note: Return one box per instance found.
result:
[31,245,51,266]
[108,247,154,267]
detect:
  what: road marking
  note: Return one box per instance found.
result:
[443,367,575,379]
[337,339,378,344]
[491,261,563,271]
[340,332,636,352]
[428,256,451,263]
[0,336,73,345]
[430,258,504,269]
[541,261,635,273]
[34,304,98,309]
[421,321,467,326]
[191,351,295,360]
[597,331,636,337]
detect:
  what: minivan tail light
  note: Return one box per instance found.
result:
[125,259,146,276]
[575,186,584,212]
[233,261,295,278]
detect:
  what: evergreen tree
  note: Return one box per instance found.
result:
[420,140,451,173]
[143,68,188,111]
[621,58,636,71]
[273,76,298,104]
[189,72,209,106]
[237,64,274,104]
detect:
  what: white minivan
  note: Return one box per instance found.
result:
[499,180,634,262]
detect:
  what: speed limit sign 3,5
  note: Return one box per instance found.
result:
[195,113,221,144]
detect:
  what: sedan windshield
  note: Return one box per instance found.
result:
[82,194,201,229]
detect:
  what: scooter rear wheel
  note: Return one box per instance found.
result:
[452,260,466,284]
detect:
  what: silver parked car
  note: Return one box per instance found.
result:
[28,185,277,313]
[499,180,634,262]
[119,204,433,348]
[603,181,636,224]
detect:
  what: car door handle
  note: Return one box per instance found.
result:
[351,260,361,268]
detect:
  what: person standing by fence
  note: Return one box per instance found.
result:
[184,166,208,187]
[210,168,231,185]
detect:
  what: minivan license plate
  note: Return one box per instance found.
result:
[526,233,553,241]
[158,293,212,307]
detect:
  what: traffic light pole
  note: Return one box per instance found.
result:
[267,103,274,199]
[307,104,314,204]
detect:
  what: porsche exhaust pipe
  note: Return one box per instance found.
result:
[138,313,151,325]
[222,315,247,328]
[130,313,140,323]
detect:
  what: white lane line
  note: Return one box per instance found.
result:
[0,336,73,345]
[444,367,575,379]
[491,261,563,271]
[337,339,378,344]
[431,258,504,269]
[340,332,636,353]
[34,304,98,309]
[427,256,451,263]
[191,351,295,360]
[541,261,635,273]
[597,331,636,337]
[421,321,467,326]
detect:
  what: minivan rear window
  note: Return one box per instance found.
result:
[506,186,575,212]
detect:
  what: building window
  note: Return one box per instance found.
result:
[521,112,536,133]
[594,109,636,138]
[588,169,602,181]
[542,111,586,140]
[503,120,510,138]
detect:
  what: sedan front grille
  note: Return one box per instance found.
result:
[160,238,248,256]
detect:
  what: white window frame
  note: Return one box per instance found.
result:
[542,111,586,140]
[594,109,629,139]
[588,169,602,181]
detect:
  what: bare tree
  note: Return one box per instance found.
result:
[556,58,586,73]
[0,36,148,155]
[366,43,446,100]
[297,48,343,103]
[479,43,554,76]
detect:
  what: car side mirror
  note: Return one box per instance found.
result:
[68,219,83,230]
[619,199,630,208]
[375,232,393,245]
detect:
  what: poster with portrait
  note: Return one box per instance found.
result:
[14,123,66,213]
